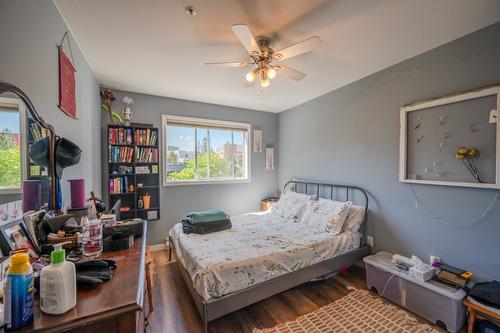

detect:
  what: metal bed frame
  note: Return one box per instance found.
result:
[169,180,371,332]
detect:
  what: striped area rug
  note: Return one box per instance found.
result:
[253,289,440,333]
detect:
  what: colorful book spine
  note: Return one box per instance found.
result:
[109,146,134,162]
[134,129,158,146]
[135,147,158,163]
[108,128,133,145]
[108,176,131,194]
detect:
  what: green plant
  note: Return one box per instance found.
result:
[100,89,123,124]
[0,147,21,187]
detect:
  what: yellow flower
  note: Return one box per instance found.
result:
[467,148,478,157]
[457,147,469,155]
[455,152,465,160]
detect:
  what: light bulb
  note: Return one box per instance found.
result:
[246,72,256,82]
[246,69,259,82]
[260,70,270,87]
[267,67,276,79]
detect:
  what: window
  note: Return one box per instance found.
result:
[0,97,26,193]
[162,115,250,185]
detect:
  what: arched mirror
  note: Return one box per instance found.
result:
[0,82,57,210]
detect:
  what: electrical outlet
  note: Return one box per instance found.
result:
[367,236,374,247]
[430,255,440,264]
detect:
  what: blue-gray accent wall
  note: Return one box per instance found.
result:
[104,90,279,245]
[0,0,101,205]
[278,22,500,280]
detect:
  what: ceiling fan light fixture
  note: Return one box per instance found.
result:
[260,71,270,87]
[246,68,259,82]
[267,67,277,79]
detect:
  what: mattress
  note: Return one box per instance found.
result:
[170,212,361,301]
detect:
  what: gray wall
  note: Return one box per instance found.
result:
[0,0,101,206]
[104,91,279,245]
[279,22,500,280]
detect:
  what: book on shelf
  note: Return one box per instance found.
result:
[135,128,158,146]
[109,145,134,162]
[135,166,150,174]
[109,127,133,145]
[108,176,131,194]
[29,123,49,141]
[135,147,158,163]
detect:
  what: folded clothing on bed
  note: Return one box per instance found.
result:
[185,209,228,224]
[182,218,232,234]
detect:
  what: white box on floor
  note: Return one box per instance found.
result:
[363,251,466,333]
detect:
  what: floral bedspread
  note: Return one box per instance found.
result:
[169,212,361,301]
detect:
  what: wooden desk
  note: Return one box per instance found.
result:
[4,221,147,333]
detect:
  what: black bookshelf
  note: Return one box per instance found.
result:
[106,123,160,221]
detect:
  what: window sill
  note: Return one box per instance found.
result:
[0,187,22,195]
[164,178,251,187]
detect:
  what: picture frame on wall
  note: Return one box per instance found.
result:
[0,218,40,262]
[399,84,500,189]
[253,129,263,153]
[266,147,274,170]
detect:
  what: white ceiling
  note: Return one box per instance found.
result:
[54,0,500,113]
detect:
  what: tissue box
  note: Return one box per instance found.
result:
[409,264,436,282]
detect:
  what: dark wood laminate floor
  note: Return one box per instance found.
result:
[145,251,435,333]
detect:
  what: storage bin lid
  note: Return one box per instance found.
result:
[364,251,466,300]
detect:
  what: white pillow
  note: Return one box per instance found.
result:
[270,191,312,222]
[300,198,353,235]
[343,205,365,233]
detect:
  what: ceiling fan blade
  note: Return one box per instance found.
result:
[205,61,249,68]
[231,24,261,56]
[273,36,321,60]
[277,65,306,81]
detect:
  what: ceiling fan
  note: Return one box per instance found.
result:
[205,24,321,88]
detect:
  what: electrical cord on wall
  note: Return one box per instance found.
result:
[409,184,499,228]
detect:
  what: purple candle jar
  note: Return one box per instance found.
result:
[22,180,41,212]
[68,179,86,208]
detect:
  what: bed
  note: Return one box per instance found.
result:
[169,180,371,332]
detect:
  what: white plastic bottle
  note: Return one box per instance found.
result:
[40,244,76,314]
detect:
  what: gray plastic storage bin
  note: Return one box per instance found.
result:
[363,252,466,333]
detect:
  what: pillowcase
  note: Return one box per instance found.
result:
[300,198,353,235]
[343,205,365,233]
[270,191,313,222]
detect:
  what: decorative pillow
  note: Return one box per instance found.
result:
[270,191,312,222]
[300,198,353,235]
[343,205,365,233]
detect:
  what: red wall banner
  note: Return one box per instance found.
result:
[58,47,77,119]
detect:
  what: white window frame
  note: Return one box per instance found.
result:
[0,97,27,194]
[399,84,500,189]
[162,115,251,186]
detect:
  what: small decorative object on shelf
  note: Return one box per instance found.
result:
[455,146,481,183]
[121,96,134,126]
[100,89,123,124]
[143,193,151,209]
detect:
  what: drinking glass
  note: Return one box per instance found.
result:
[81,220,103,258]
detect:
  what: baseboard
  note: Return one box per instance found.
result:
[149,243,168,252]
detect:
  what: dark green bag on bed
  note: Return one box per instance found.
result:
[185,209,228,224]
